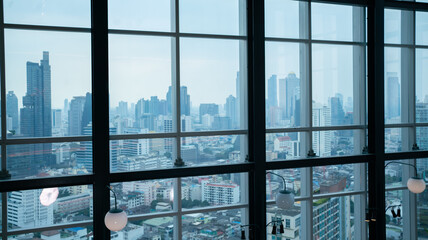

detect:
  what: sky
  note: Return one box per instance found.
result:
[5,0,428,110]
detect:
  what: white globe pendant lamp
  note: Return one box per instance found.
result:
[105,186,128,231]
[407,177,426,194]
[267,171,295,209]
[385,161,426,194]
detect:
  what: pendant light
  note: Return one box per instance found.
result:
[105,186,128,231]
[267,172,295,209]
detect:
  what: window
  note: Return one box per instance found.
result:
[0,0,426,239]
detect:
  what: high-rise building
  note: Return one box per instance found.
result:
[118,101,128,117]
[19,51,53,175]
[166,86,191,116]
[199,103,219,122]
[285,73,300,119]
[201,180,240,205]
[267,75,278,108]
[8,190,54,228]
[6,91,19,132]
[330,96,345,126]
[81,93,92,134]
[52,109,62,129]
[313,104,332,156]
[225,95,237,128]
[68,96,86,136]
[386,72,400,120]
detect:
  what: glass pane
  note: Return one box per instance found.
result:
[110,179,174,216]
[266,132,303,161]
[385,47,406,124]
[311,3,362,42]
[312,130,360,157]
[313,196,355,239]
[179,0,246,36]
[180,135,246,166]
[265,0,308,39]
[416,11,428,46]
[180,38,246,132]
[8,226,93,239]
[266,169,301,199]
[416,49,428,124]
[182,208,246,239]
[128,218,174,239]
[108,0,173,32]
[5,29,91,138]
[385,9,402,44]
[385,160,406,188]
[111,138,175,173]
[7,141,92,179]
[417,127,428,150]
[265,42,305,128]
[386,190,404,239]
[3,0,91,28]
[417,190,428,238]
[109,35,173,135]
[312,44,361,126]
[313,164,363,194]
[182,173,246,209]
[7,185,92,230]
[266,203,302,239]
[385,128,412,153]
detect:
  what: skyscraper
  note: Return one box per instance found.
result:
[52,109,62,129]
[386,72,400,120]
[330,96,345,126]
[285,73,300,119]
[267,75,278,108]
[81,93,92,133]
[18,51,53,175]
[68,96,86,136]
[6,91,18,132]
[225,95,237,128]
[199,103,219,123]
[166,86,191,116]
[117,101,128,117]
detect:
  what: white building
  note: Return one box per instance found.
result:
[201,180,240,205]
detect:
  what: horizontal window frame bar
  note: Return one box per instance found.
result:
[386,183,428,192]
[109,162,254,182]
[266,125,366,134]
[181,203,248,215]
[3,23,91,33]
[266,154,373,170]
[385,150,428,160]
[110,129,248,140]
[0,175,93,192]
[5,220,92,236]
[127,210,178,222]
[1,136,92,145]
[265,37,366,46]
[385,43,428,49]
[266,190,366,205]
[385,122,428,128]
[385,0,428,12]
[108,29,247,40]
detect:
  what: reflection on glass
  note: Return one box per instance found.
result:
[385,9,404,44]
[266,169,301,200]
[313,164,359,194]
[8,226,93,239]
[266,133,302,161]
[312,130,357,157]
[4,0,91,28]
[265,0,308,39]
[266,204,302,239]
[5,29,91,138]
[120,218,174,240]
[110,138,174,173]
[313,196,355,239]
[179,0,245,35]
[265,42,304,128]
[7,185,92,230]
[180,38,246,132]
[416,49,428,124]
[182,209,245,239]
[416,11,428,46]
[312,44,357,126]
[110,179,174,216]
[180,135,246,166]
[7,141,92,179]
[385,160,407,188]
[386,190,404,239]
[385,47,403,124]
[108,0,173,32]
[182,173,245,209]
[385,128,410,153]
[109,35,173,135]
[312,3,361,42]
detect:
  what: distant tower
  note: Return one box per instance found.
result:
[267,75,278,108]
[6,91,18,132]
[225,95,237,128]
[386,72,400,119]
[68,96,86,136]
[285,73,299,118]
